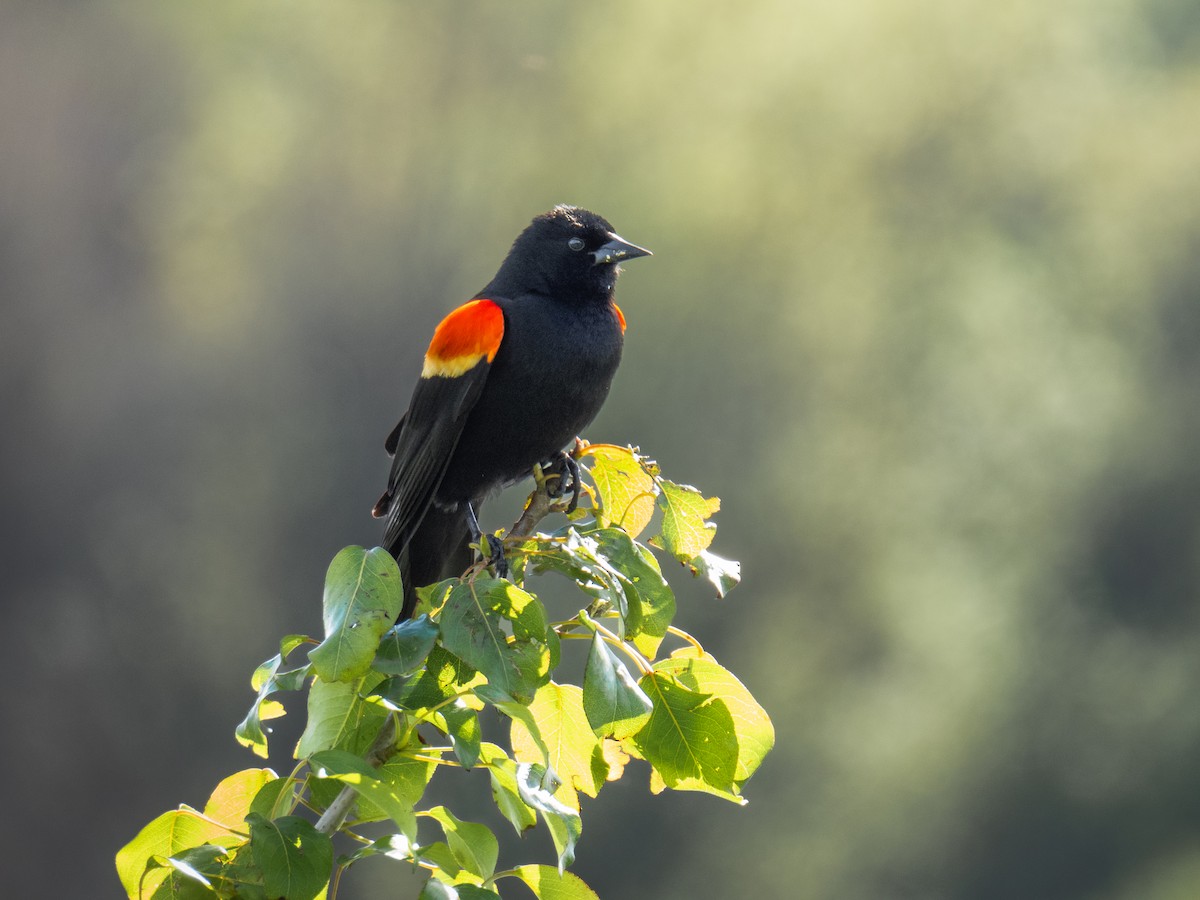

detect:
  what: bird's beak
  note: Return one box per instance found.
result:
[592,233,653,266]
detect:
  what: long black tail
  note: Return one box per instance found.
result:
[392,505,472,619]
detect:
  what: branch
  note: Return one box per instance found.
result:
[318,451,579,836]
[510,450,580,540]
[314,717,397,835]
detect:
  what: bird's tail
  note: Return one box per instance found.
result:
[391,506,472,620]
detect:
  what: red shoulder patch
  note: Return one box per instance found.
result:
[422,299,505,378]
[613,303,626,334]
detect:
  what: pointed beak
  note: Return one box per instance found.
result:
[591,232,653,266]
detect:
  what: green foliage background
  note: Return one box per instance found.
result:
[5,1,1200,897]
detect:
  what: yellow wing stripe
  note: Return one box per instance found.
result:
[421,299,505,379]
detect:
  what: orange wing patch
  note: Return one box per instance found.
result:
[613,303,626,334]
[422,299,505,378]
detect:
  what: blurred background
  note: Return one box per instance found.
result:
[5,0,1200,897]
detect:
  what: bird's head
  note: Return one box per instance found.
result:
[491,205,651,300]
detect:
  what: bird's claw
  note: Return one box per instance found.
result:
[484,533,509,580]
[543,449,582,513]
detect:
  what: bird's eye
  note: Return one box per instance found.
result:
[567,237,586,251]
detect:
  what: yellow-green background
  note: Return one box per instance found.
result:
[6,1,1200,897]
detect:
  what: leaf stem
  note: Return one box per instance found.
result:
[483,868,522,889]
[581,611,653,675]
[666,625,705,654]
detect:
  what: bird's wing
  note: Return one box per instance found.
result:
[373,299,506,551]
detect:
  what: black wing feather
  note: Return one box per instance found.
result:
[379,359,491,554]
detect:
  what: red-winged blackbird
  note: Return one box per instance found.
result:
[373,205,651,618]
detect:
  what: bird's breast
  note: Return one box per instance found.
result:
[436,298,624,502]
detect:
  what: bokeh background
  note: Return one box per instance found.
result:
[5,1,1200,897]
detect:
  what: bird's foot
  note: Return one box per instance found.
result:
[465,501,510,581]
[542,448,583,513]
[484,533,509,581]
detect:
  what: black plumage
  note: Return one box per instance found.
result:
[373,206,650,618]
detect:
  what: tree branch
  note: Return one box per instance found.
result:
[314,717,397,835]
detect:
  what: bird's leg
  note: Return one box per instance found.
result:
[542,448,582,513]
[464,501,508,580]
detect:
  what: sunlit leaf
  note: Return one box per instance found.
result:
[585,444,658,538]
[655,648,774,791]
[632,670,740,800]
[479,743,538,834]
[689,549,741,598]
[515,763,581,872]
[385,645,484,713]
[235,638,312,759]
[310,749,418,839]
[583,634,653,740]
[509,864,600,900]
[309,546,402,683]
[420,878,501,900]
[592,738,630,786]
[439,580,552,704]
[590,528,675,658]
[294,673,386,759]
[149,844,228,900]
[116,807,244,900]
[511,682,602,808]
[202,769,277,829]
[653,481,720,561]
[424,806,499,880]
[431,703,477,769]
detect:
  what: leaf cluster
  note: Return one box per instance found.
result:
[116,446,773,899]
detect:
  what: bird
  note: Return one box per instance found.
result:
[372,205,651,619]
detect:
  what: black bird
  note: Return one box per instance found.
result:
[372,206,651,618]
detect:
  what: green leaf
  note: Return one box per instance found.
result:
[374,614,440,676]
[352,752,439,823]
[419,879,458,900]
[309,546,403,682]
[526,529,627,623]
[420,879,502,900]
[385,645,485,712]
[585,444,658,537]
[456,887,502,900]
[202,768,277,829]
[479,743,538,834]
[443,704,482,769]
[476,685,553,770]
[592,738,631,788]
[249,776,300,821]
[417,842,462,880]
[235,638,312,759]
[438,579,551,704]
[340,833,414,866]
[514,763,582,871]
[147,845,222,898]
[654,481,720,562]
[511,682,603,808]
[689,549,741,598]
[294,673,387,759]
[245,813,333,900]
[220,842,270,900]
[632,670,741,800]
[509,864,600,900]
[116,807,244,899]
[583,634,653,740]
[310,749,418,838]
[424,806,499,880]
[590,528,675,658]
[654,649,774,791]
